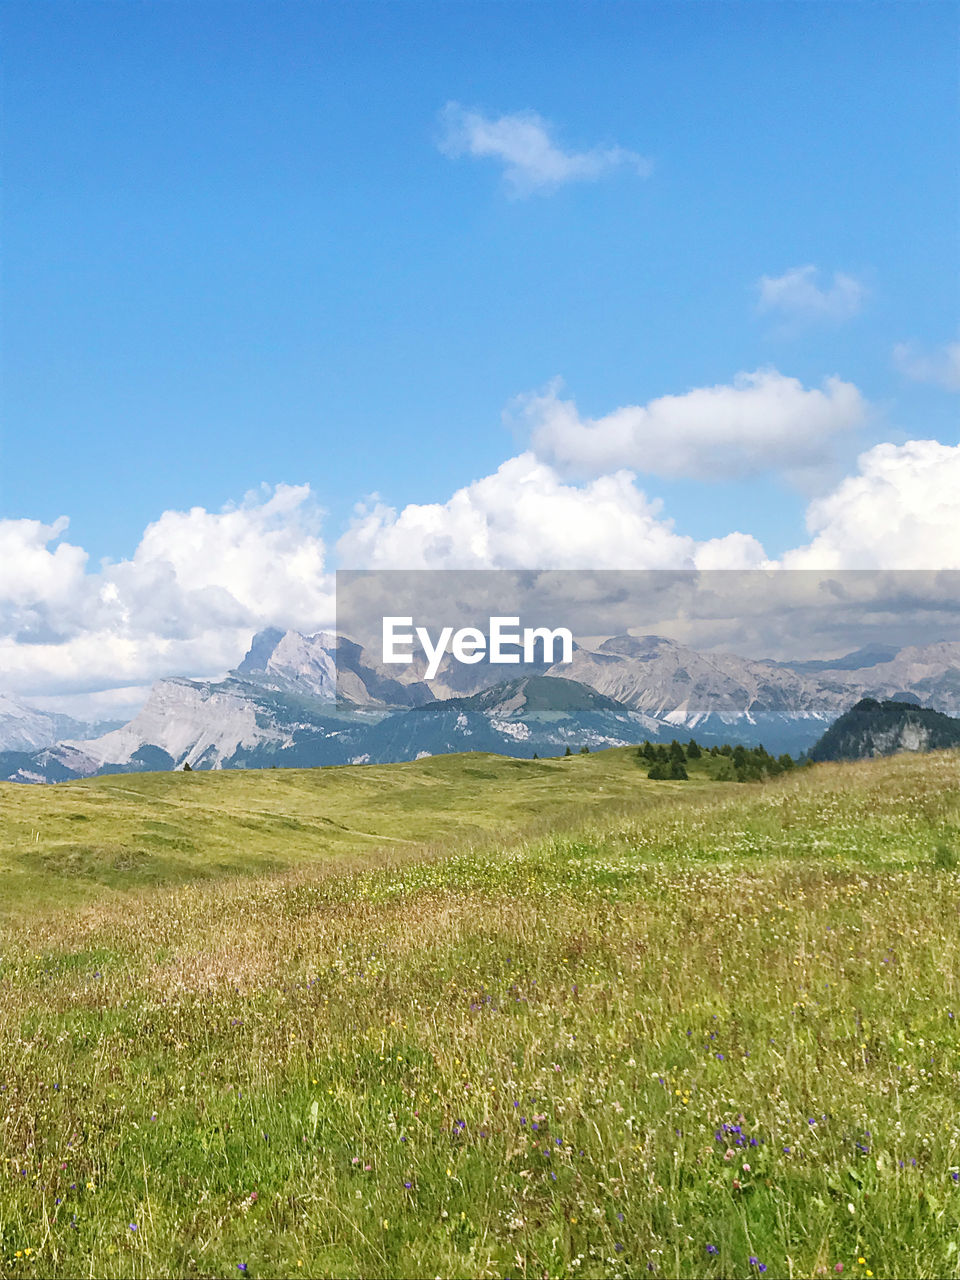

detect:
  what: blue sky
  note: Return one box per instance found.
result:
[1,1,959,705]
[4,0,957,556]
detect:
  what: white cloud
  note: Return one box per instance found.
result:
[0,516,89,614]
[756,265,866,323]
[518,370,865,481]
[0,484,334,699]
[5,431,958,711]
[782,439,960,568]
[337,451,767,571]
[128,483,330,626]
[893,339,960,391]
[438,102,651,196]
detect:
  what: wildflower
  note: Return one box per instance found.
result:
[706,1244,718,1255]
[129,1223,138,1232]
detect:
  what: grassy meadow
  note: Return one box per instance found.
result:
[1,747,959,1278]
[0,747,719,918]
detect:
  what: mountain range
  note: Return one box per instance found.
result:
[0,693,120,755]
[3,628,960,782]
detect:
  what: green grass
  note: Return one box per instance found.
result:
[1,748,959,1278]
[0,747,713,916]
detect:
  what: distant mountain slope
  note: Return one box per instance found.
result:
[808,698,960,762]
[545,635,960,747]
[0,677,381,783]
[0,692,119,752]
[7,628,960,783]
[352,675,662,764]
[237,628,434,707]
[0,669,660,782]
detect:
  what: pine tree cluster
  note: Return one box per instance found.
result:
[637,738,796,782]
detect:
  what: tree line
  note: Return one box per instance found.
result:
[637,738,798,782]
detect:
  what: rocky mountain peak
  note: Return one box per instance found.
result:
[234,628,336,698]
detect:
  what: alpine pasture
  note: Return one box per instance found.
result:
[1,747,959,1279]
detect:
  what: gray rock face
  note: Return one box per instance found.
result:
[545,636,960,736]
[0,692,117,752]
[5,629,960,782]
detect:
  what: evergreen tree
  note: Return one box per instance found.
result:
[686,739,702,759]
[564,746,573,756]
[669,759,689,780]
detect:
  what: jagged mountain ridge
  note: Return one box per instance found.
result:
[551,634,960,746]
[350,676,664,765]
[237,627,434,707]
[4,628,960,782]
[0,675,382,783]
[0,692,120,753]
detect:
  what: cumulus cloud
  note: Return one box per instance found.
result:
[782,439,960,569]
[337,452,767,571]
[517,370,865,481]
[0,484,334,700]
[6,434,958,710]
[438,102,651,197]
[893,338,960,392]
[0,516,89,621]
[756,265,866,324]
